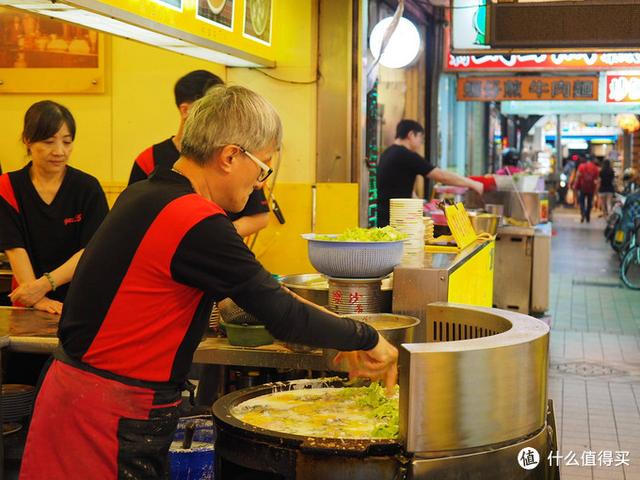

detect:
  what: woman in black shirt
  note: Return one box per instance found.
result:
[0,101,108,313]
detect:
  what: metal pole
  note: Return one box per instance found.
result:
[555,115,562,175]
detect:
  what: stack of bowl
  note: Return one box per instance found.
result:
[390,198,424,267]
[423,217,435,244]
[2,384,35,423]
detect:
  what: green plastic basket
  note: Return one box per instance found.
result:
[220,320,274,347]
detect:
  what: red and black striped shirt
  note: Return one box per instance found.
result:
[59,169,377,386]
[129,137,269,220]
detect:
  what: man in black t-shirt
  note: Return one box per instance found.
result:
[376,120,484,226]
[129,70,270,236]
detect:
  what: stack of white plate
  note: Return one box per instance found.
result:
[423,217,435,244]
[2,384,35,423]
[390,199,425,267]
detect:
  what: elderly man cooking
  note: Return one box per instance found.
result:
[19,85,397,479]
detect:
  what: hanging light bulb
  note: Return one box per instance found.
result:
[616,114,640,133]
[369,16,421,69]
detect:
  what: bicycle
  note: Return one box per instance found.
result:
[620,218,640,289]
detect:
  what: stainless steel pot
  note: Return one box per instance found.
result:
[279,273,329,306]
[468,213,501,235]
[346,313,419,349]
[212,378,403,480]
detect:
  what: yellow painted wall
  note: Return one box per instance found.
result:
[0,1,316,185]
[226,0,318,184]
[253,183,359,276]
[0,0,355,275]
[0,34,225,183]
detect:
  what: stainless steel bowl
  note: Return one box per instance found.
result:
[468,213,501,235]
[345,313,420,349]
[280,273,329,306]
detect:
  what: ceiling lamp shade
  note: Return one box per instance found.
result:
[369,16,421,69]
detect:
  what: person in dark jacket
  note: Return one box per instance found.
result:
[598,159,615,217]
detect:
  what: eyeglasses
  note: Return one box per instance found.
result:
[237,146,273,182]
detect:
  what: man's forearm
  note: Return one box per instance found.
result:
[233,213,269,237]
[429,168,473,188]
[427,168,483,195]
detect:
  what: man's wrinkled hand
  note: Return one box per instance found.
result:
[334,335,398,395]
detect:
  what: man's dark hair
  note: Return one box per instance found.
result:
[174,70,224,107]
[502,148,519,166]
[395,119,424,139]
[23,100,76,144]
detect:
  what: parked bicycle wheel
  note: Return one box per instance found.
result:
[621,246,640,289]
[618,237,631,262]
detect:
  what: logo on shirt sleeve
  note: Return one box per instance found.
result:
[64,213,83,226]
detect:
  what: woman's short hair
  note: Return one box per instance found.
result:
[22,100,76,144]
[181,85,282,165]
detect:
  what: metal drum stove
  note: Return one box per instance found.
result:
[213,302,558,479]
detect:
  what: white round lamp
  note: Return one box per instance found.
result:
[369,16,421,69]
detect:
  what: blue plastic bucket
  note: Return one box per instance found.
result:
[169,416,215,480]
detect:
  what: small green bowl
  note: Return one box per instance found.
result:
[220,320,274,347]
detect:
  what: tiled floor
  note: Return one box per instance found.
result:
[549,209,640,480]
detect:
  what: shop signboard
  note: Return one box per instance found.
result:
[447,53,640,72]
[605,74,640,103]
[451,0,489,51]
[457,76,599,102]
[444,4,640,71]
[59,0,275,66]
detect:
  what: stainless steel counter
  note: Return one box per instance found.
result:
[493,223,552,314]
[393,240,495,341]
[0,307,344,371]
[0,307,58,353]
[193,338,341,371]
[421,239,490,273]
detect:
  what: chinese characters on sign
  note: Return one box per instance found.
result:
[547,450,630,468]
[606,74,640,103]
[447,52,640,72]
[330,289,365,313]
[457,76,598,101]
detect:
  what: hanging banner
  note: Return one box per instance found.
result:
[606,74,640,103]
[457,76,599,102]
